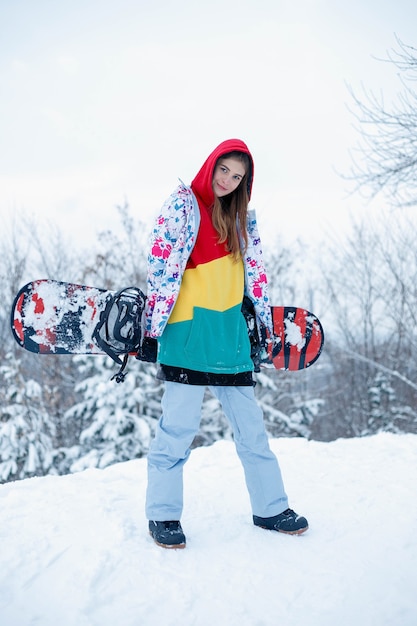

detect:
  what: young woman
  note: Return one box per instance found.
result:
[143,138,308,549]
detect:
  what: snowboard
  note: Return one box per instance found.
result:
[11,279,324,374]
[12,279,115,356]
[260,306,324,371]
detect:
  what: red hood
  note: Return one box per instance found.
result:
[191,138,254,208]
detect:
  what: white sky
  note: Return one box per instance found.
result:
[1,0,417,248]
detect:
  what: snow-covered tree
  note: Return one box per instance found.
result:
[255,370,324,440]
[0,353,55,482]
[57,355,163,473]
[366,371,417,435]
[195,392,233,447]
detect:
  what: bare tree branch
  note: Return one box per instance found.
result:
[344,36,417,207]
[343,347,417,393]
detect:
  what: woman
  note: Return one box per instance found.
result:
[143,138,308,549]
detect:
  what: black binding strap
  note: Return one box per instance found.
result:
[92,286,146,383]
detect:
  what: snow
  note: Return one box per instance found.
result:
[0,433,416,626]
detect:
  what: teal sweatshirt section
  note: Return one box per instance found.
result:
[158,303,252,374]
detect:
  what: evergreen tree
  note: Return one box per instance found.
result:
[57,355,163,473]
[367,371,417,435]
[0,353,55,482]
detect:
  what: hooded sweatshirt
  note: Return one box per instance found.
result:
[145,139,272,381]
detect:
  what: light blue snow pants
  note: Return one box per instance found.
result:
[145,382,288,520]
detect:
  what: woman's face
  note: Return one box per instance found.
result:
[212,157,246,198]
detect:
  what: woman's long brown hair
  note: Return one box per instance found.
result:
[211,151,251,259]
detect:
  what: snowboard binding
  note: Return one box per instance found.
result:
[92,287,146,382]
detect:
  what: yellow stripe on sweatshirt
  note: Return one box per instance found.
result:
[168,254,244,324]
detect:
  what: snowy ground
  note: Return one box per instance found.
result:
[0,432,416,626]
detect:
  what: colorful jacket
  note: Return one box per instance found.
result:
[145,187,272,340]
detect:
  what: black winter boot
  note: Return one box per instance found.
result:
[149,520,186,549]
[253,509,309,535]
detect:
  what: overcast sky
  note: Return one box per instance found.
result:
[1,0,417,249]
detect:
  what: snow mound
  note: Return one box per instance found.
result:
[0,433,416,626]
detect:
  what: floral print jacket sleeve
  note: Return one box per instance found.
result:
[145,183,273,339]
[243,210,273,335]
[145,183,200,338]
